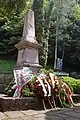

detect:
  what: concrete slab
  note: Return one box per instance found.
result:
[33,113,46,118]
[65,117,79,120]
[1,107,80,120]
[22,116,34,120]
[9,118,24,120]
[4,111,25,119]
[0,112,7,120]
[63,111,80,119]
[21,110,39,116]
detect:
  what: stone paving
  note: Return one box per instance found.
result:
[0,107,80,120]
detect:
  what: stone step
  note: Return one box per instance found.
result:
[0,94,42,112]
[74,103,80,107]
[0,94,80,112]
[72,94,80,103]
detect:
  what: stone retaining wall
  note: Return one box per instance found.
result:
[0,73,13,93]
[0,94,42,112]
[72,94,80,103]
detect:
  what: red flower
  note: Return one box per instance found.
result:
[35,84,39,89]
[67,95,71,102]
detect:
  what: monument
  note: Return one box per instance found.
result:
[15,10,41,73]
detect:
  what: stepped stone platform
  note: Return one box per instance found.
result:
[1,108,80,120]
[0,94,42,112]
[0,94,80,112]
[72,94,80,103]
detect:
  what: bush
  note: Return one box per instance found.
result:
[62,76,80,94]
[4,80,15,96]
[22,87,35,97]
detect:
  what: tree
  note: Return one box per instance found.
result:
[45,0,77,69]
[43,0,54,67]
[33,0,49,67]
[0,0,33,59]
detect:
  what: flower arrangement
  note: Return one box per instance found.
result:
[5,68,74,109]
[21,69,74,109]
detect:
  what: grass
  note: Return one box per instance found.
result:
[0,59,16,73]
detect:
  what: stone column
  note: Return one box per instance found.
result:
[15,10,41,73]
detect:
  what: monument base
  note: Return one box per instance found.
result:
[14,63,42,73]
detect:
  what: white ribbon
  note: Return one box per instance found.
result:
[44,79,51,96]
[49,73,55,89]
[37,77,47,97]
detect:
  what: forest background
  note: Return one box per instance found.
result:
[0,0,80,73]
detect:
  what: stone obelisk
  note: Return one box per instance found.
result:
[15,10,41,73]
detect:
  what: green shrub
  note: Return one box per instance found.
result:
[4,81,15,96]
[22,87,35,97]
[61,76,80,94]
[40,68,54,75]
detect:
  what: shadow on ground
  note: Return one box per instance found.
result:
[45,107,80,120]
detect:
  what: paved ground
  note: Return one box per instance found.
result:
[0,107,80,120]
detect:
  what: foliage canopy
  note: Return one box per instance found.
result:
[0,0,80,71]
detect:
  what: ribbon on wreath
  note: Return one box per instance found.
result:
[36,73,51,97]
[12,67,33,98]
